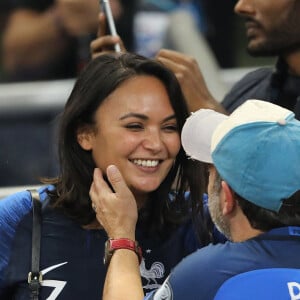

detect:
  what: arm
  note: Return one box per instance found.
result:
[155,49,227,114]
[89,166,144,300]
[2,0,100,74]
[2,7,69,73]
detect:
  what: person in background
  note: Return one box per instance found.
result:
[1,0,136,82]
[222,0,300,115]
[0,52,223,299]
[93,0,300,116]
[156,0,300,117]
[90,99,300,300]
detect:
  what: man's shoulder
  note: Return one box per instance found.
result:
[145,242,242,300]
[166,239,281,299]
[147,231,300,300]
[171,242,240,274]
[222,67,274,113]
[237,67,273,80]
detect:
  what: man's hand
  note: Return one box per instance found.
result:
[156,49,226,113]
[89,166,137,240]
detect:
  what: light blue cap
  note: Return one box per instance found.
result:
[182,99,300,212]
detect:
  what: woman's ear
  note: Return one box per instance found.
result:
[221,181,236,215]
[77,126,95,151]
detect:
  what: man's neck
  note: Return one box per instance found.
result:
[231,227,264,242]
[229,212,264,242]
[285,51,300,76]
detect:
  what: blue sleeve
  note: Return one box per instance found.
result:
[0,191,32,288]
[0,185,51,291]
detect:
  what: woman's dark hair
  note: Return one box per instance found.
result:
[46,52,211,244]
[236,190,300,231]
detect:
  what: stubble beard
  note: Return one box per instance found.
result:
[208,191,232,241]
[246,8,300,57]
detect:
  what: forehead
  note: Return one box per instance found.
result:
[96,75,175,119]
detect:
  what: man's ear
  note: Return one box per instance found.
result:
[221,181,236,215]
[77,126,95,151]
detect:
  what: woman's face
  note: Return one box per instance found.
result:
[78,75,181,198]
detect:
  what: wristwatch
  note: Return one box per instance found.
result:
[103,238,143,266]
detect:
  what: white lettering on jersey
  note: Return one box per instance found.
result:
[140,259,165,290]
[41,262,68,300]
[288,281,300,300]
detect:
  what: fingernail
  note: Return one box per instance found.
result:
[107,165,118,175]
[94,168,101,177]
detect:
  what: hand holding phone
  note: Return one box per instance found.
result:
[100,0,121,52]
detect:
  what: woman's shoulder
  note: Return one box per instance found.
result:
[0,185,54,263]
[0,189,33,279]
[0,190,32,222]
[0,185,54,227]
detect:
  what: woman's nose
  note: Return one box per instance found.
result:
[142,129,163,152]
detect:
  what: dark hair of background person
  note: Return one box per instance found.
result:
[44,52,212,245]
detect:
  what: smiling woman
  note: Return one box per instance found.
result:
[77,75,181,200]
[0,52,222,299]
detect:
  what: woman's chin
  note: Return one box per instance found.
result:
[130,182,161,195]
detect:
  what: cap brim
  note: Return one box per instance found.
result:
[181,109,228,163]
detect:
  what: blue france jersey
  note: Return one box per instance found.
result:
[0,186,216,299]
[146,227,300,300]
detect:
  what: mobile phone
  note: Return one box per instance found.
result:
[100,0,121,52]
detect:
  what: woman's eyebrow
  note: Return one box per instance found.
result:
[119,113,177,122]
[163,115,177,122]
[119,113,148,120]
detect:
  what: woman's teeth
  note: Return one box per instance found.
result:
[132,159,159,167]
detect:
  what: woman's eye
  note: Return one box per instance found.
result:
[163,124,178,132]
[125,123,144,130]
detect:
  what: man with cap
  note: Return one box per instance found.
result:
[90,99,300,300]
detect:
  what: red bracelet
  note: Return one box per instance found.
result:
[104,238,143,266]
